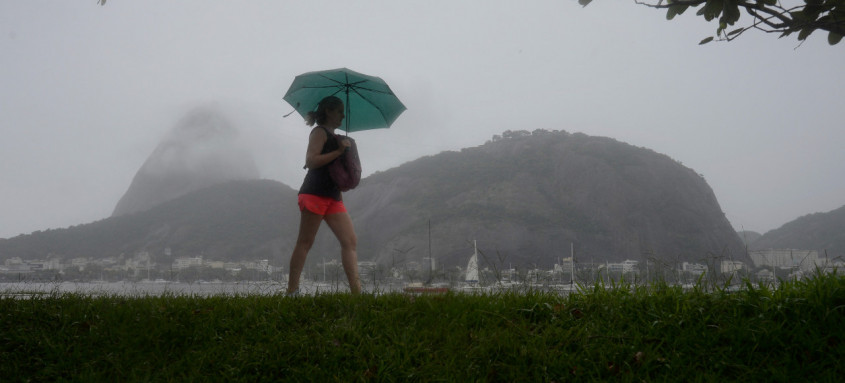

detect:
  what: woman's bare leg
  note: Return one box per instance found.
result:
[287,210,324,294]
[324,212,361,294]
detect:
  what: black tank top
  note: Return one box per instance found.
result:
[298,126,342,200]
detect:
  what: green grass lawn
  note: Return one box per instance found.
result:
[2,274,844,382]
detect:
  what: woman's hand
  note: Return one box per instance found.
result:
[337,137,352,152]
[304,129,351,169]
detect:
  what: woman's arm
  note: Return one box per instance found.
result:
[304,128,349,169]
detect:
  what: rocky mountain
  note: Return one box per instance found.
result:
[112,106,259,217]
[0,180,298,263]
[750,205,845,256]
[347,129,746,267]
[0,129,749,268]
[737,231,762,247]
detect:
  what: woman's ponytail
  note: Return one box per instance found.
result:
[305,96,343,126]
[305,111,318,126]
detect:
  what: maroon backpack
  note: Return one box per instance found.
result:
[328,136,361,192]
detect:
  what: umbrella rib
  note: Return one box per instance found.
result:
[348,87,389,123]
[350,86,405,112]
[299,85,345,90]
[349,84,396,95]
[316,74,346,86]
[297,80,394,96]
[294,88,344,111]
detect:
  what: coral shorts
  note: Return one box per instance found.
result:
[298,194,347,216]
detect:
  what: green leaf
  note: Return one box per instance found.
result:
[790,10,808,23]
[727,28,744,37]
[829,32,843,45]
[798,27,814,41]
[578,0,593,6]
[667,7,679,20]
[667,5,690,20]
[697,0,722,22]
[699,36,715,45]
[723,3,741,25]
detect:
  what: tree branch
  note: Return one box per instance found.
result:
[633,0,705,8]
[625,0,845,45]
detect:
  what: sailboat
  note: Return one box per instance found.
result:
[403,220,449,294]
[461,240,483,293]
[466,240,479,283]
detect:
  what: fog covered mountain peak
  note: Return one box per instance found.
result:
[112,106,259,217]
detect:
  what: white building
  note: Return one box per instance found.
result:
[29,258,61,271]
[681,262,708,275]
[126,252,154,271]
[70,257,91,271]
[243,259,270,271]
[621,260,639,273]
[527,268,551,283]
[606,260,639,273]
[4,257,24,267]
[721,260,744,274]
[173,256,203,270]
[206,261,226,269]
[554,257,574,273]
[749,249,822,271]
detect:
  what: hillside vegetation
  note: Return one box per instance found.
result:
[0,180,298,264]
[1,130,747,268]
[751,204,845,257]
[348,129,744,266]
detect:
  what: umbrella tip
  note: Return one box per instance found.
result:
[282,102,300,118]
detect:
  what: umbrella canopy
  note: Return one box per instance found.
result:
[283,68,406,133]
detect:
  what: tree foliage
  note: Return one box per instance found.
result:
[579,0,845,45]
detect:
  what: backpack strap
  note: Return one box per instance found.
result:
[302,126,336,170]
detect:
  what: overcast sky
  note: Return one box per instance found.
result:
[1,1,843,239]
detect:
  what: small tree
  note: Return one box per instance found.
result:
[579,0,845,45]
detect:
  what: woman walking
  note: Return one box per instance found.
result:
[286,96,361,295]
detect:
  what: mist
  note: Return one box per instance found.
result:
[1,1,843,239]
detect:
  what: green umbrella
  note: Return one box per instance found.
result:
[283,68,406,133]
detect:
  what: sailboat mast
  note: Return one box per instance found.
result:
[465,239,479,284]
[428,220,432,284]
[571,242,575,288]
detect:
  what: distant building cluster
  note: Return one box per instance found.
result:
[748,249,841,280]
[0,250,276,278]
[2,247,842,285]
